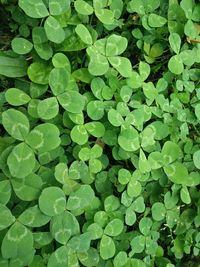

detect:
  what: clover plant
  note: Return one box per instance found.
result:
[0,0,200,266]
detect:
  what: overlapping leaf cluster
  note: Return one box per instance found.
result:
[0,0,200,266]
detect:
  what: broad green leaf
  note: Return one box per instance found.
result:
[54,162,69,184]
[7,143,35,178]
[130,235,146,254]
[11,37,33,55]
[143,82,158,101]
[106,34,128,57]
[104,195,120,212]
[28,62,52,84]
[26,123,60,153]
[74,0,93,15]
[37,97,59,120]
[70,125,88,145]
[39,186,66,216]
[78,248,99,267]
[18,205,50,227]
[1,222,34,262]
[0,204,15,231]
[52,53,71,72]
[95,8,114,25]
[47,246,68,267]
[168,55,184,75]
[108,56,132,78]
[87,223,103,239]
[104,218,124,236]
[132,196,145,213]
[11,173,43,201]
[118,168,131,185]
[180,0,194,19]
[164,162,188,185]
[139,61,150,81]
[85,122,105,137]
[108,108,124,127]
[2,109,30,141]
[68,232,91,252]
[126,71,143,89]
[50,211,80,244]
[139,217,152,236]
[32,26,48,44]
[5,88,30,106]
[148,14,167,27]
[19,0,49,18]
[113,251,128,267]
[169,33,181,54]
[118,128,140,152]
[193,150,200,169]
[180,186,191,204]
[120,86,132,103]
[57,90,85,113]
[75,24,93,45]
[49,0,70,15]
[152,202,166,221]
[184,19,198,39]
[0,180,11,205]
[100,234,116,260]
[0,55,27,78]
[67,185,95,210]
[34,42,53,60]
[89,158,102,173]
[161,141,182,165]
[49,67,70,96]
[87,100,104,120]
[44,16,65,44]
[88,53,109,76]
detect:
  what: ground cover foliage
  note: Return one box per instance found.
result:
[0,0,200,266]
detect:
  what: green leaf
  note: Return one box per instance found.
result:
[5,88,30,106]
[11,173,43,201]
[139,61,150,81]
[74,0,93,15]
[118,128,140,152]
[37,97,59,120]
[161,141,182,165]
[2,109,30,141]
[87,223,103,239]
[164,162,188,185]
[67,185,95,210]
[130,235,145,254]
[0,204,15,230]
[0,180,11,205]
[100,234,116,260]
[44,16,65,44]
[152,202,166,221]
[88,53,109,76]
[85,122,105,137]
[106,34,128,57]
[87,100,104,120]
[0,55,27,78]
[70,125,88,145]
[54,162,69,184]
[19,0,49,18]
[108,56,132,78]
[68,232,91,253]
[57,90,85,113]
[75,24,93,45]
[113,251,128,267]
[39,186,66,216]
[180,0,194,19]
[49,0,70,15]
[168,55,184,75]
[1,222,34,263]
[50,211,80,244]
[184,19,198,39]
[47,246,68,267]
[49,67,70,96]
[148,14,167,27]
[11,37,33,55]
[104,218,124,237]
[139,217,152,236]
[26,123,60,153]
[108,108,124,127]
[132,196,145,213]
[169,33,181,54]
[126,71,143,89]
[28,62,52,84]
[18,205,50,227]
[180,186,191,204]
[95,8,114,25]
[7,143,35,178]
[193,150,200,169]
